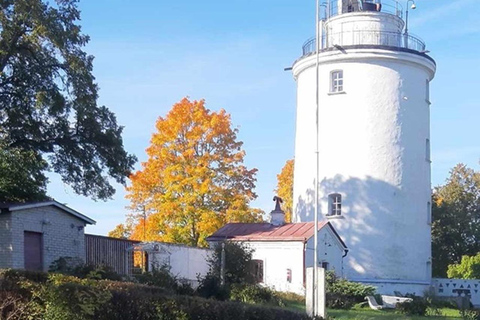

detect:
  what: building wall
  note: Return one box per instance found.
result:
[305,226,345,276]
[433,278,480,308]
[292,46,435,289]
[244,241,306,295]
[9,206,86,271]
[149,243,212,288]
[85,234,139,275]
[0,212,13,268]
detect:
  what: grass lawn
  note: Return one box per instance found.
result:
[328,307,461,319]
[283,300,462,319]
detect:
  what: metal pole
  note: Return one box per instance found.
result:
[220,242,226,286]
[314,0,320,316]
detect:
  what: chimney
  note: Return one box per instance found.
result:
[270,196,285,226]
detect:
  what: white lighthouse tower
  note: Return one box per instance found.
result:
[292,0,436,294]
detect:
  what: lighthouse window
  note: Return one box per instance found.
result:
[328,193,342,216]
[330,70,343,93]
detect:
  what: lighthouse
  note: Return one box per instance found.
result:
[292,0,436,293]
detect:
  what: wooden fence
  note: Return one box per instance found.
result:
[85,234,140,275]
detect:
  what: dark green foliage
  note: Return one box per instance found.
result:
[432,164,480,277]
[49,257,122,281]
[0,269,313,320]
[325,271,376,309]
[396,296,428,316]
[0,0,136,201]
[0,144,49,202]
[198,241,255,299]
[134,265,195,295]
[209,241,256,285]
[196,273,230,300]
[230,284,285,307]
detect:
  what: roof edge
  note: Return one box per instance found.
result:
[8,200,96,225]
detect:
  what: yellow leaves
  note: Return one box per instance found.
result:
[125,98,263,247]
[275,159,294,223]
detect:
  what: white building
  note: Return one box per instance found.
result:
[291,0,436,294]
[206,204,347,295]
[128,242,212,288]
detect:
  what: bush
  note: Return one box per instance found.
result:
[447,253,480,279]
[230,284,284,307]
[325,271,375,309]
[49,257,122,281]
[1,269,313,320]
[396,296,428,316]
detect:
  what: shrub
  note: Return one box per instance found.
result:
[1,269,313,320]
[396,296,428,316]
[447,253,480,279]
[325,271,375,309]
[49,257,122,281]
[230,284,285,307]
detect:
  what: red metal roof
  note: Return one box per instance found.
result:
[206,221,338,243]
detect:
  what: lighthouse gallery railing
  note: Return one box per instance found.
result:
[302,30,426,56]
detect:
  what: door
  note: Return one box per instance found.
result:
[24,231,43,271]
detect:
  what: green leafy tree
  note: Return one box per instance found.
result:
[0,0,136,201]
[447,253,480,279]
[432,163,480,277]
[0,143,48,202]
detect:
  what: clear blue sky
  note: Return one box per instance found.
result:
[47,0,480,235]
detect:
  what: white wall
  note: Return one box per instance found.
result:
[433,278,480,308]
[292,44,435,289]
[7,206,86,271]
[244,241,306,295]
[0,213,13,268]
[149,243,212,288]
[305,226,345,276]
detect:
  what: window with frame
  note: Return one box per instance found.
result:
[328,193,342,216]
[330,70,344,93]
[251,259,264,283]
[321,262,329,270]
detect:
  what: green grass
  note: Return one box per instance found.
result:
[283,299,461,319]
[327,307,461,319]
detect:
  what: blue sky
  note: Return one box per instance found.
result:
[47,0,480,235]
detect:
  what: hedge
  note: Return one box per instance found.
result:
[0,269,315,320]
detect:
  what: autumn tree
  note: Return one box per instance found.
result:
[275,159,294,223]
[126,98,263,247]
[0,0,136,201]
[432,163,480,277]
[108,223,131,239]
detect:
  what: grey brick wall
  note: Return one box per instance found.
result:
[0,212,13,268]
[9,206,86,271]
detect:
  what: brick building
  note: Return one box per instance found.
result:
[0,200,95,271]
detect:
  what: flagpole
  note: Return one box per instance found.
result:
[313,0,320,316]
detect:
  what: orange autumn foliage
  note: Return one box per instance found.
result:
[126,98,263,247]
[275,159,294,223]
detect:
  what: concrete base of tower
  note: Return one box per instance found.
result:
[352,278,433,296]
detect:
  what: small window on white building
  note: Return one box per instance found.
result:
[426,138,431,162]
[287,268,292,283]
[328,193,342,216]
[252,259,264,283]
[330,70,343,93]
